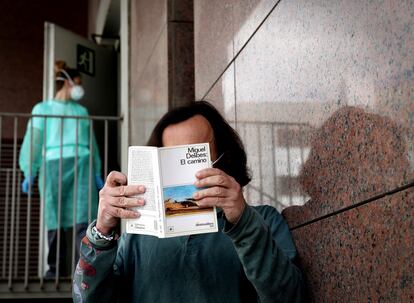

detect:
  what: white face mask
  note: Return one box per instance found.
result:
[57,69,85,101]
[70,85,85,101]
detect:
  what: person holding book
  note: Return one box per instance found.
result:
[73,101,305,302]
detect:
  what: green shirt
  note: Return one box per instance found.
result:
[73,205,304,302]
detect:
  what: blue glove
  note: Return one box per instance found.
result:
[21,176,35,194]
[95,175,104,190]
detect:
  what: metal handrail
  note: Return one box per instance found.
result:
[237,120,311,209]
[0,113,122,298]
[0,112,123,121]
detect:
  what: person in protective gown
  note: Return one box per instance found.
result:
[19,60,104,278]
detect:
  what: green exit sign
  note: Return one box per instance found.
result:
[77,44,95,76]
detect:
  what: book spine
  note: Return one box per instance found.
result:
[155,151,164,238]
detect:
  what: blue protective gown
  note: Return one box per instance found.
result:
[19,100,101,230]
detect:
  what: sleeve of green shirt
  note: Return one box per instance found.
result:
[19,104,44,179]
[72,222,122,303]
[224,205,305,303]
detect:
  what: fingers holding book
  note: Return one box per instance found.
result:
[104,195,145,208]
[105,171,127,187]
[193,168,246,224]
[103,184,146,198]
[96,171,146,234]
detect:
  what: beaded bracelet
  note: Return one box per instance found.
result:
[92,225,115,242]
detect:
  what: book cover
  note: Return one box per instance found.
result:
[126,143,218,237]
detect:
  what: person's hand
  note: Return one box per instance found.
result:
[21,176,35,194]
[193,168,246,224]
[95,175,104,190]
[96,171,146,234]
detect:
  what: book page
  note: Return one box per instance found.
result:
[129,149,157,211]
[159,143,218,237]
[126,146,161,236]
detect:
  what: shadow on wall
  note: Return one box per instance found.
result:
[284,106,410,227]
[282,106,413,301]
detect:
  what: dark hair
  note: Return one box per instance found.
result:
[147,101,251,187]
[54,60,80,91]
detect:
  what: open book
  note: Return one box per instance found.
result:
[126,143,218,238]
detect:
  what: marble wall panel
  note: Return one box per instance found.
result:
[237,115,312,210]
[288,187,414,302]
[130,27,168,146]
[194,0,414,301]
[130,0,195,146]
[194,0,281,99]
[234,0,414,220]
[168,0,193,21]
[168,22,195,108]
[194,0,234,99]
[202,63,236,126]
[232,0,279,53]
[130,0,167,79]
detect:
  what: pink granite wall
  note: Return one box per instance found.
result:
[194,0,414,301]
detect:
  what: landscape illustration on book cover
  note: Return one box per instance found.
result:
[163,184,213,217]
